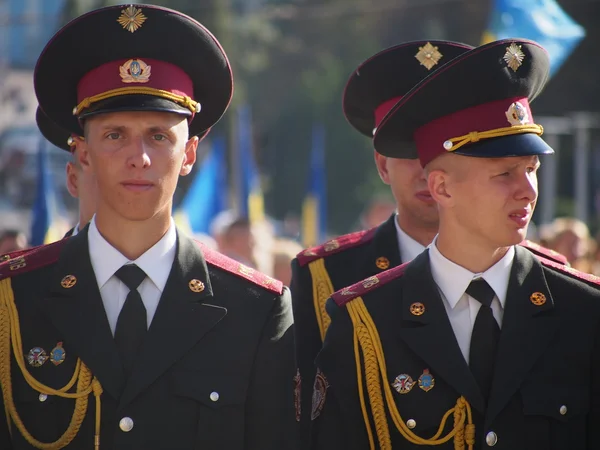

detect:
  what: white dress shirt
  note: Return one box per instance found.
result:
[394,215,428,263]
[88,216,177,335]
[428,237,515,363]
[71,223,80,236]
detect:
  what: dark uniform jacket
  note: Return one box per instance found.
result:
[311,246,600,450]
[0,227,297,450]
[290,215,568,445]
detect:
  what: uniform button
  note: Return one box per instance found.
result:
[486,431,498,447]
[38,394,48,402]
[406,419,416,429]
[210,391,220,402]
[559,405,567,415]
[119,417,134,432]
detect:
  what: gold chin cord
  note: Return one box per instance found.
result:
[346,296,475,450]
[0,278,103,450]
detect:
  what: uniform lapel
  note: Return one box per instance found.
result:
[118,231,227,409]
[394,251,486,413]
[43,227,126,400]
[486,246,558,425]
[361,214,402,276]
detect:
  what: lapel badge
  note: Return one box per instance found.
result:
[119,59,151,83]
[324,240,340,252]
[27,347,48,368]
[415,42,443,70]
[311,369,330,420]
[410,302,425,316]
[530,292,547,306]
[189,279,205,293]
[362,276,379,289]
[392,373,415,394]
[61,274,77,289]
[117,5,147,33]
[375,257,390,270]
[293,369,302,422]
[418,369,435,392]
[50,342,66,366]
[503,43,525,72]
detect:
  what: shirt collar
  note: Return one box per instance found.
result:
[394,214,427,262]
[72,223,80,236]
[428,236,515,309]
[88,215,177,291]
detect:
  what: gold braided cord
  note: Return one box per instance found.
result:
[348,301,391,450]
[74,86,199,116]
[353,330,376,450]
[308,259,334,342]
[445,124,543,152]
[0,278,103,449]
[347,297,474,449]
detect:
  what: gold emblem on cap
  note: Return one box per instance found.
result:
[375,257,390,270]
[61,275,77,289]
[503,43,525,72]
[119,59,152,84]
[410,302,425,316]
[530,292,546,306]
[117,5,147,33]
[189,279,205,293]
[505,102,530,126]
[415,42,443,71]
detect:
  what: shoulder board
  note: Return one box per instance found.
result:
[519,240,568,265]
[0,239,67,281]
[196,241,283,295]
[536,253,600,287]
[332,261,410,307]
[296,226,378,266]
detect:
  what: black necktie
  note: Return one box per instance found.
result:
[466,278,500,403]
[114,264,147,376]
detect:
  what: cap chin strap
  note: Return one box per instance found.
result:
[73,86,201,116]
[443,124,543,152]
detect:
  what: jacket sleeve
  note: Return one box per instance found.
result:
[245,287,299,450]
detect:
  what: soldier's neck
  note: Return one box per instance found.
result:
[396,214,437,248]
[94,208,172,261]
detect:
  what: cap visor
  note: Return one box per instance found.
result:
[79,95,192,121]
[453,133,554,159]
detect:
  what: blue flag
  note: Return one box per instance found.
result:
[482,0,585,77]
[236,104,264,223]
[30,138,66,245]
[302,123,327,247]
[174,137,229,235]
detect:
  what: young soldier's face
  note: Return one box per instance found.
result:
[429,154,540,248]
[78,111,197,222]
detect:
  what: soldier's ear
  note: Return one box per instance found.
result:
[373,151,391,185]
[427,169,451,206]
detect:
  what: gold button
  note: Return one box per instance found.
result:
[559,405,567,415]
[406,419,416,429]
[119,417,134,432]
[38,394,48,402]
[486,431,498,446]
[210,391,220,402]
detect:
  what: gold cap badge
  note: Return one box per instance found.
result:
[117,5,147,33]
[415,43,443,71]
[503,43,525,72]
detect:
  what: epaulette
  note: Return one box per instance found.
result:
[332,261,410,307]
[519,240,568,265]
[296,226,378,267]
[536,253,600,287]
[196,241,283,295]
[0,239,67,281]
